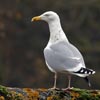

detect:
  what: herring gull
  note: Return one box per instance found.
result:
[31,11,95,89]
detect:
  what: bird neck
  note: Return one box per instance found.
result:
[48,20,69,44]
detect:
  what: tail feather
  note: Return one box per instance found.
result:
[73,67,95,87]
[74,67,95,75]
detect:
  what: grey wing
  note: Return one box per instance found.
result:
[44,41,85,72]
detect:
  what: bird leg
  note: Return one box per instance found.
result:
[49,72,57,90]
[67,75,71,89]
[62,75,72,91]
[84,76,91,87]
[53,72,57,89]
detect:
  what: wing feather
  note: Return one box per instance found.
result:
[44,41,85,72]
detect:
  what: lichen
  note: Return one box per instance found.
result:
[69,88,100,100]
[0,85,100,100]
[23,88,39,100]
[47,96,53,100]
[0,96,5,100]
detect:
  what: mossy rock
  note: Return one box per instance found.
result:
[0,85,100,100]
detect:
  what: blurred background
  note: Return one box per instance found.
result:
[0,0,99,89]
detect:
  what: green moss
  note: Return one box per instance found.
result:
[0,85,24,100]
[70,88,100,100]
[0,85,100,100]
[0,85,10,99]
[0,85,8,94]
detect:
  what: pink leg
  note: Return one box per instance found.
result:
[53,72,57,89]
[67,75,71,88]
[62,75,72,91]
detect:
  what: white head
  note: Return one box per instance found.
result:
[31,11,60,23]
[40,11,60,23]
[31,11,68,43]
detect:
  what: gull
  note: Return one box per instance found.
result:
[31,11,95,89]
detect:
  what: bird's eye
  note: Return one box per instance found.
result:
[45,14,49,17]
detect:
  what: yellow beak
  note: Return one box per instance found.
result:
[31,16,41,22]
